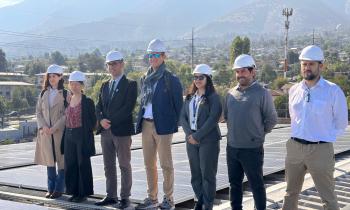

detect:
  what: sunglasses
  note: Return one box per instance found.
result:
[107,61,122,66]
[193,75,205,81]
[148,53,161,58]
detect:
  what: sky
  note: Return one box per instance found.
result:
[0,0,22,8]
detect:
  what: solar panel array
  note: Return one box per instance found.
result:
[0,126,349,204]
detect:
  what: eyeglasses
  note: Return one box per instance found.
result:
[306,89,311,102]
[107,61,122,66]
[193,75,205,81]
[148,53,161,58]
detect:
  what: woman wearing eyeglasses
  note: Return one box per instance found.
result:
[180,64,222,210]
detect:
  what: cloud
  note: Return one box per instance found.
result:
[0,0,23,8]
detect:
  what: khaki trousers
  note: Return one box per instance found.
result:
[141,120,174,201]
[282,139,339,210]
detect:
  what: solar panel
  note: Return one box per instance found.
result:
[0,126,349,204]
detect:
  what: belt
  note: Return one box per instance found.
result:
[143,118,154,122]
[291,137,328,144]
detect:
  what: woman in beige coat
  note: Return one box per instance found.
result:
[34,64,68,199]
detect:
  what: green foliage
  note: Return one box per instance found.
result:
[213,69,234,87]
[85,79,105,103]
[0,96,8,116]
[274,95,289,118]
[229,36,250,65]
[78,49,105,72]
[127,71,145,82]
[24,60,46,76]
[259,64,277,84]
[124,59,135,75]
[10,87,37,110]
[0,139,14,145]
[329,75,350,96]
[0,49,7,71]
[50,51,66,65]
[165,60,179,74]
[215,85,230,101]
[272,77,288,90]
[177,64,192,90]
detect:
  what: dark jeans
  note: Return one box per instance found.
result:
[186,141,220,209]
[47,166,65,193]
[226,146,266,210]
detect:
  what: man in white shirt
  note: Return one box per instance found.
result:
[282,45,348,210]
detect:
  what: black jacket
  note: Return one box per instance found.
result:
[96,75,137,136]
[61,94,96,157]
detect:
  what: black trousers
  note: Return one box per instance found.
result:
[64,127,94,197]
[226,146,266,210]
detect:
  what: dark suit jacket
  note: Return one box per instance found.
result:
[96,75,137,136]
[180,92,222,143]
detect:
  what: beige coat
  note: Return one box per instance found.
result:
[34,89,66,169]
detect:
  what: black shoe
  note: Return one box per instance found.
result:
[68,195,77,202]
[116,198,130,209]
[45,192,52,198]
[194,202,203,210]
[73,196,87,203]
[50,191,62,199]
[95,197,118,206]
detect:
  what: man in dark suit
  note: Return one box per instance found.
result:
[95,51,137,209]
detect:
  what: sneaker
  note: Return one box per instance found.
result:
[159,196,175,210]
[135,197,158,210]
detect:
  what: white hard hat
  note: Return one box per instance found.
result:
[47,64,63,74]
[193,64,212,76]
[106,50,124,63]
[299,45,324,62]
[233,54,256,70]
[147,38,166,53]
[69,71,86,82]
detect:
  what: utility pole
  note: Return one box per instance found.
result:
[282,8,293,79]
[191,27,194,69]
[312,28,315,45]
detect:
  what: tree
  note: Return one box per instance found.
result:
[78,50,105,72]
[24,60,46,76]
[288,51,299,65]
[271,77,288,90]
[330,75,350,96]
[177,64,192,90]
[259,64,277,84]
[0,96,8,116]
[0,49,7,71]
[85,79,104,103]
[50,51,66,65]
[230,36,250,65]
[10,87,36,110]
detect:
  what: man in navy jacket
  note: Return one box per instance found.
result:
[135,39,183,210]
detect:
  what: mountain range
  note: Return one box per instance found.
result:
[1,0,350,56]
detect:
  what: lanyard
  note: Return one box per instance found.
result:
[192,95,202,124]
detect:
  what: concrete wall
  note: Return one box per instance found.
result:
[0,119,37,141]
